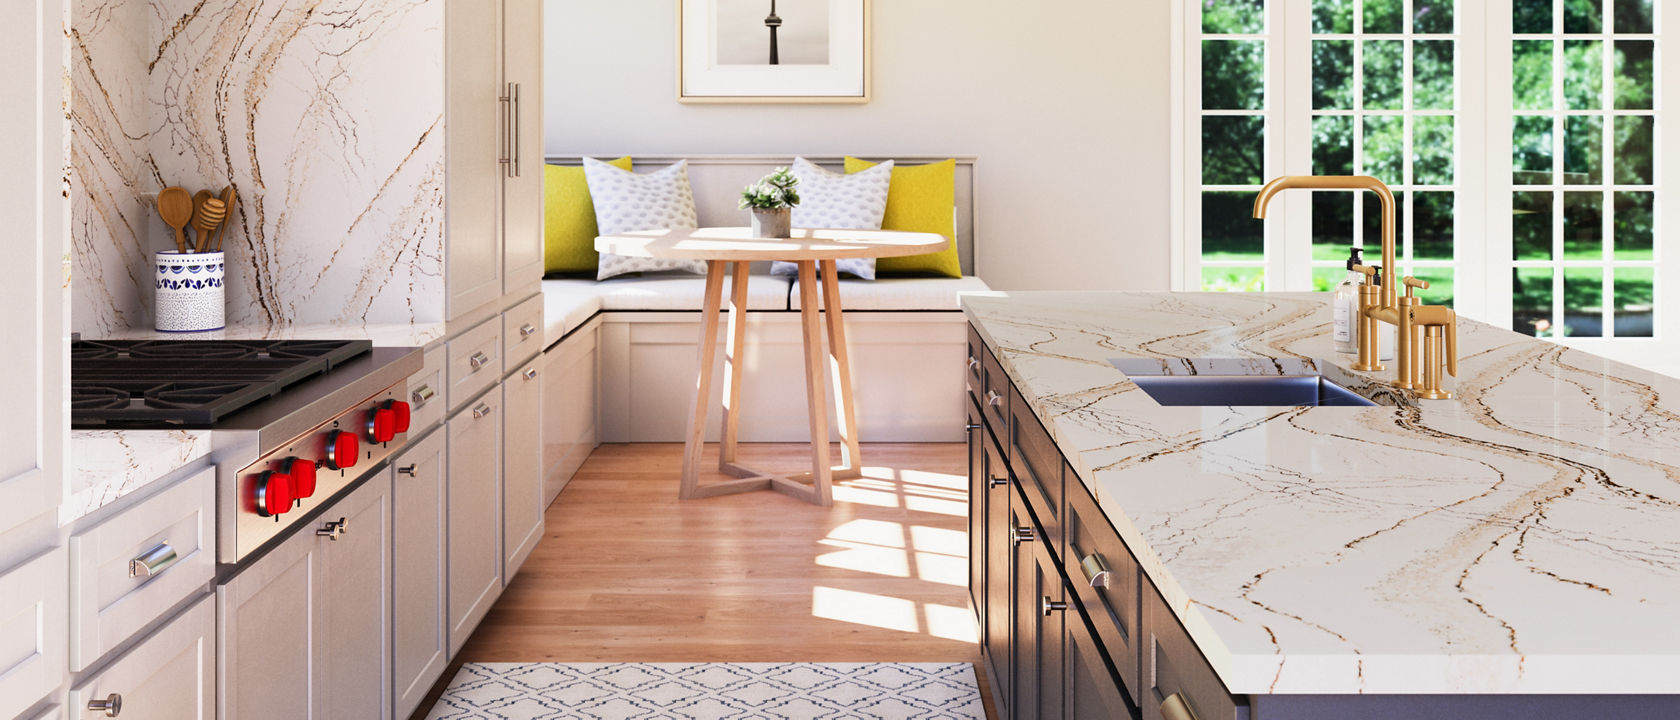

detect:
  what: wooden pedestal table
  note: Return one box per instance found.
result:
[596,227,948,506]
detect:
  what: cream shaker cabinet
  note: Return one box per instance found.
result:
[391,428,451,720]
[444,0,544,319]
[70,596,213,720]
[219,474,393,720]
[447,390,504,655]
[503,357,545,580]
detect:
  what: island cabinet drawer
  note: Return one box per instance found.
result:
[1009,386,1064,547]
[1065,471,1144,707]
[408,345,447,433]
[982,344,1009,438]
[69,468,214,672]
[966,325,984,408]
[70,595,213,720]
[1143,580,1247,720]
[502,293,544,369]
[447,317,502,412]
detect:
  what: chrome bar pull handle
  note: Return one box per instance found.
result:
[524,368,538,380]
[470,351,490,371]
[967,355,980,370]
[520,323,537,338]
[129,543,178,579]
[1079,552,1113,589]
[985,390,1003,407]
[411,384,435,408]
[1161,692,1200,720]
[473,403,492,420]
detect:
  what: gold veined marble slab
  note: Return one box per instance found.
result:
[963,291,1680,695]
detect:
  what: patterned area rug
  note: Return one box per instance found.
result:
[425,662,986,719]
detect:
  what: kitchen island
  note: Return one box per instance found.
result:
[963,291,1680,719]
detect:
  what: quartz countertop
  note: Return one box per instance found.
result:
[963,291,1680,695]
[65,429,213,525]
[89,320,448,348]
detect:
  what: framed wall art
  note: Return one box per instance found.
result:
[678,0,871,103]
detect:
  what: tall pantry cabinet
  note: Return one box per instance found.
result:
[0,0,69,717]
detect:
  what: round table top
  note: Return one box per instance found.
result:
[594,227,947,261]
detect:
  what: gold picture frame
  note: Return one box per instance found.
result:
[677,0,871,104]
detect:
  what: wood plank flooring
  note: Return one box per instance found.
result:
[412,442,993,718]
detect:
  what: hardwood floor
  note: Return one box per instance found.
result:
[412,442,993,718]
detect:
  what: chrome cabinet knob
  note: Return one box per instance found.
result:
[1041,596,1068,616]
[524,367,538,380]
[473,403,492,420]
[316,517,348,541]
[520,323,537,338]
[469,351,490,370]
[964,422,982,431]
[87,693,122,717]
[990,472,1009,488]
[397,464,418,476]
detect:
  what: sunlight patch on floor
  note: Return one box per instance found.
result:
[812,586,921,633]
[925,603,981,643]
[817,540,911,577]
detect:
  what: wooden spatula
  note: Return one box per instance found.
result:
[212,185,236,252]
[157,187,193,254]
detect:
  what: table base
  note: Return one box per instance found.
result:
[679,259,861,506]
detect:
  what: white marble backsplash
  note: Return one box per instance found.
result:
[71,0,446,334]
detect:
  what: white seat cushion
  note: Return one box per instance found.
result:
[545,274,793,318]
[541,281,604,347]
[789,276,997,311]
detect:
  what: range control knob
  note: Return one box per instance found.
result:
[282,457,318,502]
[385,400,412,434]
[323,430,358,471]
[368,407,396,444]
[253,470,294,517]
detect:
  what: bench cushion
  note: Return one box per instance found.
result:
[541,282,603,347]
[790,276,996,311]
[545,274,793,314]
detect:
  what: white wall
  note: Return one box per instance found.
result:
[543,0,1173,291]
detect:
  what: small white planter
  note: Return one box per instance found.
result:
[154,251,226,332]
[750,208,792,238]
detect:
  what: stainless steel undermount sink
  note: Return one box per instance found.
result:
[1109,359,1377,408]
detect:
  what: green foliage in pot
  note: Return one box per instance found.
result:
[739,167,801,210]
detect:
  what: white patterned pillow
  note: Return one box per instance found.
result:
[585,158,707,280]
[770,157,894,280]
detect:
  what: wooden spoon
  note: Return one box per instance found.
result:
[193,198,227,254]
[157,187,193,254]
[212,185,237,252]
[190,190,213,252]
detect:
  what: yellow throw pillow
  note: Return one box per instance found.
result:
[544,156,632,274]
[845,157,962,278]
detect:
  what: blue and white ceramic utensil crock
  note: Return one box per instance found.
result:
[154,250,225,332]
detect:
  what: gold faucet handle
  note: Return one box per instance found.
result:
[1351,263,1379,279]
[1409,305,1458,377]
[1402,276,1430,299]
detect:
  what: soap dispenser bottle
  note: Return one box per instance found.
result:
[1332,247,1363,354]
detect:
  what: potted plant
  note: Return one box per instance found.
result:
[739,167,800,238]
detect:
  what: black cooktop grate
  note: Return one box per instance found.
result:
[71,340,372,427]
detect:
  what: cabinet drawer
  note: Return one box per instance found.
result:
[1067,602,1135,720]
[981,345,1008,438]
[1009,386,1063,548]
[0,548,66,720]
[447,317,502,412]
[408,345,447,434]
[1066,468,1143,707]
[70,468,214,671]
[503,293,544,368]
[1143,579,1246,720]
[71,595,213,720]
[965,325,984,409]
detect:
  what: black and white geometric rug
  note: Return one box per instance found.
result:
[425,662,986,719]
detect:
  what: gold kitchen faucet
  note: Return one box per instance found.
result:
[1251,175,1458,399]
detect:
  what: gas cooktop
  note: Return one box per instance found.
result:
[71,339,373,428]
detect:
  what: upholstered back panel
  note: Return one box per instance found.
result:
[546,155,979,276]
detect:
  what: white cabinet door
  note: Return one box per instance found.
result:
[444,0,505,318]
[218,518,319,720]
[0,548,67,720]
[0,0,64,545]
[541,326,597,506]
[448,394,503,655]
[317,473,393,720]
[71,595,214,720]
[503,358,544,580]
[500,0,544,293]
[391,430,449,719]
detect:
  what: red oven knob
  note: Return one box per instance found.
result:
[385,400,412,434]
[324,430,358,470]
[368,407,396,444]
[282,457,318,502]
[253,470,294,517]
